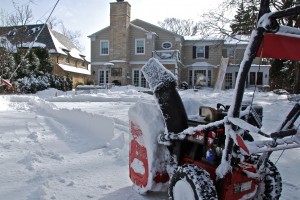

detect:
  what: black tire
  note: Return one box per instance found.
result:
[252,156,282,200]
[168,164,218,200]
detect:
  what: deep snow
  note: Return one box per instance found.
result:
[0,86,299,200]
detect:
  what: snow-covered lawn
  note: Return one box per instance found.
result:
[0,86,299,199]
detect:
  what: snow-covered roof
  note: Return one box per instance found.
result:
[186,62,217,68]
[225,35,250,45]
[58,63,91,75]
[16,41,46,48]
[0,24,88,62]
[50,29,88,61]
[184,35,223,41]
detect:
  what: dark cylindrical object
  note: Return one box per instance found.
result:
[142,58,188,133]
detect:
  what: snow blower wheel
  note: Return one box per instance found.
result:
[169,164,218,200]
[251,156,282,200]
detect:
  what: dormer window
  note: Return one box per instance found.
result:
[162,41,172,49]
[65,55,70,64]
[8,31,16,36]
[28,27,41,35]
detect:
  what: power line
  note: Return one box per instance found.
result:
[0,0,60,87]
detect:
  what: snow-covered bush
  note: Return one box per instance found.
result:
[18,74,50,93]
[18,74,73,94]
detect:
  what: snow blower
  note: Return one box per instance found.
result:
[129,0,300,199]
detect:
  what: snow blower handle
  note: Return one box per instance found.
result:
[270,129,297,139]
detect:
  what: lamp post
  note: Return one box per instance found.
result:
[104,62,114,89]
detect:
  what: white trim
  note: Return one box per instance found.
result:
[100,40,109,56]
[109,60,127,63]
[129,61,147,65]
[135,38,145,55]
[162,41,172,49]
[91,62,110,65]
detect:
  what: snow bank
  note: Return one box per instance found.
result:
[33,87,149,103]
[0,96,11,111]
[8,95,114,151]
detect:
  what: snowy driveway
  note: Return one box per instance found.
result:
[0,87,299,199]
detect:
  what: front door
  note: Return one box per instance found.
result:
[98,69,108,85]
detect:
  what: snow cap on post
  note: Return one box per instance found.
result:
[141,58,177,91]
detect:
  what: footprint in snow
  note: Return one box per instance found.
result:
[99,185,112,190]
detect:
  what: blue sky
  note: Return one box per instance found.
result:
[2,0,222,57]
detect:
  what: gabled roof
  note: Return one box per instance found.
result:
[87,18,184,39]
[0,24,87,61]
[131,19,184,39]
[87,22,151,38]
[87,26,110,38]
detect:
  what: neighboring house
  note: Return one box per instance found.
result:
[0,24,90,88]
[89,0,270,89]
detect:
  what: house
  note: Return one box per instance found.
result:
[0,24,90,88]
[88,0,270,89]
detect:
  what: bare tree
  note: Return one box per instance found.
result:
[43,16,83,51]
[46,16,62,30]
[7,0,33,26]
[158,18,200,36]
[0,9,9,26]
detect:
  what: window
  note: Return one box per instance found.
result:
[100,40,109,55]
[208,70,211,87]
[196,46,205,58]
[189,68,212,87]
[162,42,172,49]
[133,70,140,86]
[98,70,108,84]
[65,55,70,64]
[249,72,256,85]
[132,69,147,87]
[193,46,209,59]
[257,72,263,85]
[249,72,263,85]
[225,73,233,89]
[141,73,146,88]
[194,70,206,86]
[135,39,145,54]
[189,70,193,86]
[227,48,236,64]
[111,68,122,76]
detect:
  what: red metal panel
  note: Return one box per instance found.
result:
[257,33,300,61]
[129,139,149,187]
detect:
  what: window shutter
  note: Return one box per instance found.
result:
[193,46,196,59]
[205,46,209,58]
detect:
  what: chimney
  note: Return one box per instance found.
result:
[109,1,131,60]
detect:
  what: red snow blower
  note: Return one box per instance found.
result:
[129,0,300,199]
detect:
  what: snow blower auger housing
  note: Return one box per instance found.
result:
[129,0,300,199]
